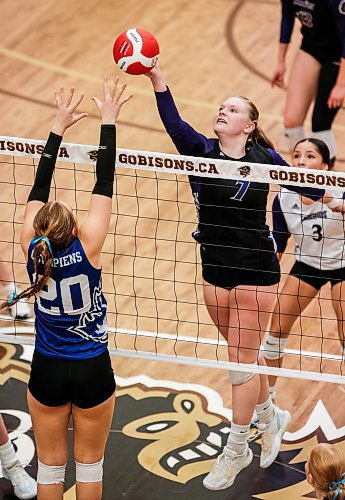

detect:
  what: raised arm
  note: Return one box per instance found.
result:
[77,77,132,266]
[20,88,88,259]
[145,64,213,156]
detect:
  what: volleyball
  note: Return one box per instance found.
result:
[113,28,159,75]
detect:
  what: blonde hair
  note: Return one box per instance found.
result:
[0,201,76,311]
[239,96,275,149]
[308,443,345,499]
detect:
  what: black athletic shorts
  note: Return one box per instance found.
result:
[290,260,345,291]
[28,349,116,409]
[200,245,280,290]
[300,39,340,65]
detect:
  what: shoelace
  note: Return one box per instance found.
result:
[213,453,237,474]
[248,426,264,442]
[7,464,30,485]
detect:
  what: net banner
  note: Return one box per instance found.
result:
[1,135,344,189]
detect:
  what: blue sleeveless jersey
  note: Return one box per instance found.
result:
[27,238,108,360]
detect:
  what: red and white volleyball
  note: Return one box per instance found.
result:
[113,28,159,75]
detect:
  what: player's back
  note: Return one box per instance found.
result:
[27,237,108,360]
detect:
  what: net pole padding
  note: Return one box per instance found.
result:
[0,135,344,191]
[1,330,344,385]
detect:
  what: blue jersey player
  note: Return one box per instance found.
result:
[2,77,132,500]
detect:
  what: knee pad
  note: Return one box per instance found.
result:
[311,129,336,161]
[75,457,104,483]
[262,333,288,360]
[228,369,255,386]
[37,459,66,485]
[283,126,305,151]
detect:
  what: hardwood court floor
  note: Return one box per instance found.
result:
[0,1,345,498]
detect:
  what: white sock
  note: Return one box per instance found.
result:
[0,438,19,469]
[256,397,275,425]
[224,423,250,456]
[283,125,305,151]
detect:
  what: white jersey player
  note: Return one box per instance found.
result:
[262,138,345,401]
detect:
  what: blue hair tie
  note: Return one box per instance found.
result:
[329,473,345,499]
[7,292,17,305]
[31,235,54,258]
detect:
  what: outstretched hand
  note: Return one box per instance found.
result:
[51,87,88,136]
[92,76,133,124]
[143,63,167,92]
[144,63,162,79]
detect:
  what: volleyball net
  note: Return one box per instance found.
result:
[0,135,345,384]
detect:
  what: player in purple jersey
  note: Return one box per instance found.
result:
[144,63,345,491]
[271,0,345,165]
[1,77,132,500]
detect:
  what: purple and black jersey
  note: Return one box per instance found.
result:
[280,0,345,61]
[155,88,324,272]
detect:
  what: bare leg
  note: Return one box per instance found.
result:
[204,281,277,425]
[284,50,321,156]
[267,276,318,387]
[203,283,281,489]
[0,414,10,445]
[331,281,345,351]
[73,393,115,500]
[228,285,277,425]
[27,389,70,500]
[202,280,230,340]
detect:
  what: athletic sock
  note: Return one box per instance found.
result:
[269,387,276,403]
[256,397,275,426]
[224,422,250,456]
[0,438,19,469]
